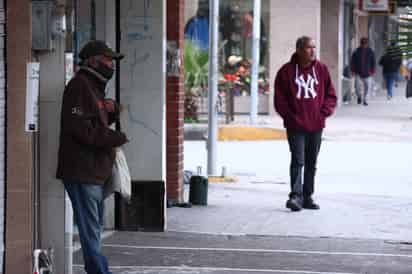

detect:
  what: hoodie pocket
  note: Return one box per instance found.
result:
[318,112,326,127]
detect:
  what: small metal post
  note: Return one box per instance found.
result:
[207,0,220,176]
[250,0,261,124]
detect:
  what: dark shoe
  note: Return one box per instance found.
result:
[363,101,368,106]
[286,197,302,212]
[302,199,320,210]
[357,98,362,104]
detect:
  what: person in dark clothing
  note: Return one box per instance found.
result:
[351,37,376,106]
[379,43,402,100]
[56,40,128,274]
[274,36,337,212]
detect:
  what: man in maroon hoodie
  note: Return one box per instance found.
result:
[274,36,337,211]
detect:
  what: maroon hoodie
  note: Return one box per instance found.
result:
[274,53,337,132]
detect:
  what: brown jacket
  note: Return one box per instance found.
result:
[56,70,128,185]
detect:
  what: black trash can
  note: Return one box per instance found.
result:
[189,175,208,205]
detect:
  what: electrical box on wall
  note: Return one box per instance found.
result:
[32,1,54,51]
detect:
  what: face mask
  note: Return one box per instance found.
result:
[95,61,114,80]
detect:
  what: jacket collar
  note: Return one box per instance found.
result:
[79,66,109,84]
[78,67,107,95]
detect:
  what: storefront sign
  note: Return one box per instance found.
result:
[361,0,389,11]
[25,62,40,132]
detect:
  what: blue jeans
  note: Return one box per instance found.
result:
[355,76,371,102]
[286,130,323,200]
[384,72,398,98]
[64,181,112,274]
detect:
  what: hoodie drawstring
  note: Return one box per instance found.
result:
[312,66,319,85]
[295,64,299,80]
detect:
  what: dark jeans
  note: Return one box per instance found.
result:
[64,180,112,274]
[286,129,322,200]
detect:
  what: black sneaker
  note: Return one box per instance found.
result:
[357,98,362,104]
[302,199,320,210]
[363,101,368,106]
[286,197,302,212]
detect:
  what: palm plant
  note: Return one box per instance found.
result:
[389,9,412,59]
[184,41,209,122]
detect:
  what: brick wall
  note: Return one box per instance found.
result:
[5,0,34,273]
[167,0,185,202]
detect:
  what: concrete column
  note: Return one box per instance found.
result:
[94,0,116,231]
[352,10,369,50]
[120,0,166,182]
[5,0,34,273]
[358,15,369,41]
[321,0,343,106]
[268,0,321,116]
[119,0,167,229]
[38,3,68,274]
[167,0,185,202]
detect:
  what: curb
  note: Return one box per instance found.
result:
[185,125,287,141]
[208,176,238,183]
[218,126,287,141]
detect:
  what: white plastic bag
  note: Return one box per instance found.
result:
[104,148,131,201]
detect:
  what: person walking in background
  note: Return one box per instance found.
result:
[274,36,337,212]
[379,42,402,100]
[184,0,209,51]
[405,57,412,100]
[351,37,376,106]
[56,40,128,274]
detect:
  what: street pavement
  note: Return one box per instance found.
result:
[73,86,412,274]
[177,88,412,241]
[73,231,412,274]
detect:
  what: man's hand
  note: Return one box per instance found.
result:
[104,99,124,113]
[104,99,116,113]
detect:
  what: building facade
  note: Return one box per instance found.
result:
[1,0,404,273]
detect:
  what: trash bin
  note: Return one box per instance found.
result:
[189,175,208,205]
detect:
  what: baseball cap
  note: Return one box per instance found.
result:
[79,40,124,60]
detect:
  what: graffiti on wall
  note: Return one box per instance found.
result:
[123,0,158,89]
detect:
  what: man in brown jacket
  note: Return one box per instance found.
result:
[56,40,128,274]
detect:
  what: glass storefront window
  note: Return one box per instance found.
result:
[184,0,270,120]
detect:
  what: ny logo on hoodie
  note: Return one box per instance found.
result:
[295,64,318,99]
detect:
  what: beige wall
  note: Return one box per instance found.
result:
[268,0,321,115]
[321,0,343,106]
